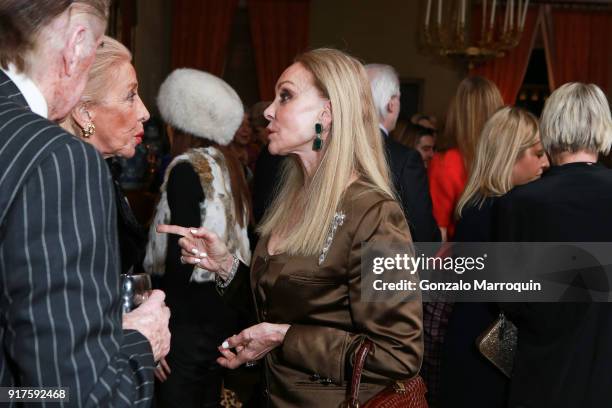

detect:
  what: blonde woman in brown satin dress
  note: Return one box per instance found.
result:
[158,48,423,407]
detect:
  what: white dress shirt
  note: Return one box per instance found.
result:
[1,64,48,118]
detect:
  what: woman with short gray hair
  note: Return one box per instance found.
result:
[495,82,612,407]
[540,82,612,158]
[61,35,151,275]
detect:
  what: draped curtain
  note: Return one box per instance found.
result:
[171,0,239,75]
[469,5,541,104]
[542,6,612,92]
[248,0,310,101]
[119,0,136,50]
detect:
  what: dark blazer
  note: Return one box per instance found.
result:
[382,131,440,242]
[494,162,612,408]
[0,71,155,406]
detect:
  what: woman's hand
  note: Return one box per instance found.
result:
[217,323,291,369]
[154,358,171,382]
[156,225,234,280]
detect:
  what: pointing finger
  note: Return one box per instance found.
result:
[156,224,192,237]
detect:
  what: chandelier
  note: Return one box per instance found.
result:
[423,0,530,67]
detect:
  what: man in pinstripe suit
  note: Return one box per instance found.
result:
[0,1,170,406]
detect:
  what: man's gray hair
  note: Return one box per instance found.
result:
[365,63,400,121]
[0,0,109,72]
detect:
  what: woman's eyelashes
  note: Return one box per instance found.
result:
[279,89,292,104]
[127,87,137,102]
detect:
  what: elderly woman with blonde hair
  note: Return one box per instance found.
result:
[495,83,612,407]
[437,106,549,408]
[62,35,150,274]
[159,48,424,407]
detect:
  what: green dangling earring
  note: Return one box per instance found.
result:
[313,123,323,151]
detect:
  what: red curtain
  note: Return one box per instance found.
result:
[248,0,310,101]
[469,6,541,104]
[171,0,239,76]
[543,7,612,91]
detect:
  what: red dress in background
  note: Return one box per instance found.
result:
[428,148,467,240]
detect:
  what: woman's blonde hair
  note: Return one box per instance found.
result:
[62,35,131,135]
[441,76,504,168]
[456,106,539,217]
[257,48,394,256]
[540,82,612,156]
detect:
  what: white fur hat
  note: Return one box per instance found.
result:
[157,68,244,145]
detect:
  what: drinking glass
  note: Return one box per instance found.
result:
[120,273,152,313]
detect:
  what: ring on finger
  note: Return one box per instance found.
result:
[180,256,185,264]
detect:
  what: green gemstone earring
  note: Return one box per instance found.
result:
[313,123,323,151]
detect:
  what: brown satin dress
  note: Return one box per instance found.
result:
[232,180,423,407]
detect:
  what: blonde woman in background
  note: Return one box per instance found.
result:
[159,48,424,407]
[62,35,151,275]
[438,106,549,408]
[455,107,549,226]
[422,82,501,396]
[428,76,503,241]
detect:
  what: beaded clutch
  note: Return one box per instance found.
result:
[476,312,518,378]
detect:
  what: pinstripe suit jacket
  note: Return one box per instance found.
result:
[0,71,155,406]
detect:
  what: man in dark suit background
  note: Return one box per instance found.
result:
[365,64,440,242]
[0,1,170,406]
[495,83,612,408]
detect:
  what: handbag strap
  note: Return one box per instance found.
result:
[345,339,374,408]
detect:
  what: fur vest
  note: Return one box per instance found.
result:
[144,147,251,282]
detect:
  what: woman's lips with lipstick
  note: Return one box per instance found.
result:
[266,126,277,137]
[134,131,144,144]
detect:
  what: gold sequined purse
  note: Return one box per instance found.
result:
[476,312,518,378]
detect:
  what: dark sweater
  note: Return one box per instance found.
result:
[495,162,612,408]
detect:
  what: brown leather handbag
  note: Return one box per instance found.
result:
[343,339,429,408]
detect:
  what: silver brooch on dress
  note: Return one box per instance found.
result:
[318,211,346,265]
